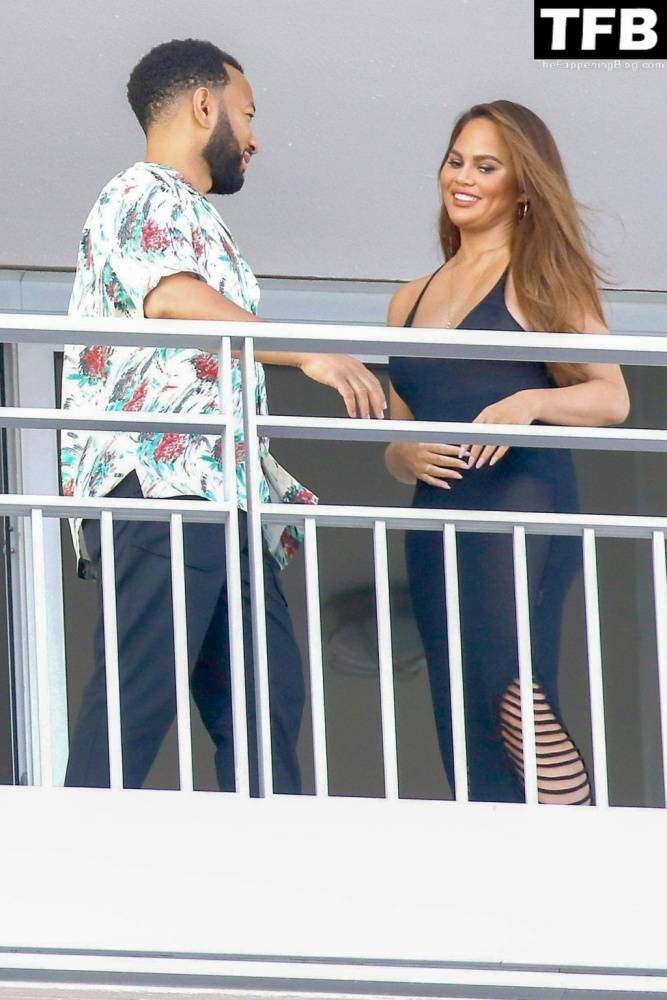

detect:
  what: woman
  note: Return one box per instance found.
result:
[385,101,629,804]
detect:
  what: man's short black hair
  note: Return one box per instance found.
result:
[127,38,244,133]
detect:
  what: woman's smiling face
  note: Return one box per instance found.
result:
[440,117,523,234]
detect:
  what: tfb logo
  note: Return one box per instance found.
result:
[535,4,665,58]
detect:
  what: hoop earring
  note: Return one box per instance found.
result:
[518,201,529,221]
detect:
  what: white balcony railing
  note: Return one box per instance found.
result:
[2,313,666,800]
[0,311,667,997]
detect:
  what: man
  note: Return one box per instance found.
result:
[62,38,385,793]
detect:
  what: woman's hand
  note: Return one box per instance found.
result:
[465,389,540,469]
[401,442,471,489]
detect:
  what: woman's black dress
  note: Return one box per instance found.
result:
[388,270,581,802]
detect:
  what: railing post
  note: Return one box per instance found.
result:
[100,511,123,790]
[513,526,538,805]
[169,513,194,793]
[652,531,667,806]
[219,336,250,796]
[443,524,468,803]
[30,509,52,787]
[373,520,399,800]
[304,517,329,797]
[583,528,609,807]
[240,337,273,797]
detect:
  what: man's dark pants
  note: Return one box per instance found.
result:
[64,473,305,793]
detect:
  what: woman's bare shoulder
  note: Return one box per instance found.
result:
[387,274,433,326]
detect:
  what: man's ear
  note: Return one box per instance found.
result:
[191,87,214,130]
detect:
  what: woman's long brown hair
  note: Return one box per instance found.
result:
[438,100,606,384]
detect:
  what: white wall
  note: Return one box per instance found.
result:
[1,0,666,287]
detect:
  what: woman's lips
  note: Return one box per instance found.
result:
[451,191,480,206]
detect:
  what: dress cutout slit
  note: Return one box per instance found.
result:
[499,681,592,805]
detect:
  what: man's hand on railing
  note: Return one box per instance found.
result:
[295,353,387,419]
[144,272,387,418]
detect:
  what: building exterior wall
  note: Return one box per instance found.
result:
[1,0,666,288]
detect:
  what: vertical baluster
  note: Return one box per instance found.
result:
[170,513,194,792]
[652,531,667,805]
[583,528,609,808]
[100,511,123,790]
[443,524,468,802]
[304,517,328,796]
[513,526,538,805]
[373,521,399,800]
[219,336,249,796]
[30,509,52,787]
[241,337,273,796]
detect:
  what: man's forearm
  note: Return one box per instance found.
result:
[144,271,309,366]
[145,271,260,325]
[144,271,386,417]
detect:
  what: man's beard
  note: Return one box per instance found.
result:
[203,112,245,195]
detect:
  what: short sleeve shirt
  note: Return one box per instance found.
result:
[62,161,315,577]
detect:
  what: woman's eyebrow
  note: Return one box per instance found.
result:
[449,147,504,165]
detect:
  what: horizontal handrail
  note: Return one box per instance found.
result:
[0,407,228,434]
[2,408,664,452]
[259,502,667,539]
[1,313,666,365]
[2,493,666,538]
[0,495,232,521]
[257,416,667,452]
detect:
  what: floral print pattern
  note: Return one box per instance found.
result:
[62,162,316,577]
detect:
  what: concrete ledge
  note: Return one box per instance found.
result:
[1,270,667,333]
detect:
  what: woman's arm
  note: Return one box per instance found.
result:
[468,313,631,468]
[529,364,629,426]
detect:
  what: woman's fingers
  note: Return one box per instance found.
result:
[473,444,499,469]
[429,443,468,457]
[466,443,511,468]
[419,444,469,470]
[416,460,463,489]
[420,473,451,490]
[425,464,463,480]
[489,445,509,466]
[425,451,470,470]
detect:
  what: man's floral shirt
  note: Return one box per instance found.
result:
[62,161,315,577]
